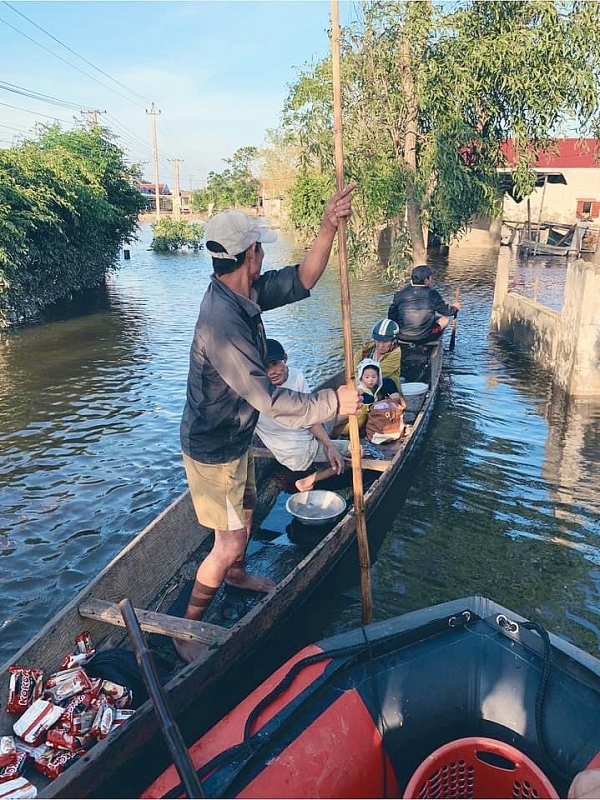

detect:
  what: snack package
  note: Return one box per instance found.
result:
[44,669,93,704]
[33,748,81,780]
[0,777,37,799]
[0,737,16,769]
[6,668,44,715]
[0,752,26,783]
[13,699,64,745]
[99,680,132,709]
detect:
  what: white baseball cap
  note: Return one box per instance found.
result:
[205,210,277,259]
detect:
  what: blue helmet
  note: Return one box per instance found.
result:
[372,319,399,342]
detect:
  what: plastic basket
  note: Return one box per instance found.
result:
[403,737,558,799]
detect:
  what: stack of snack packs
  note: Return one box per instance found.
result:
[3,632,135,796]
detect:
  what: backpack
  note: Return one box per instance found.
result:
[365,398,404,443]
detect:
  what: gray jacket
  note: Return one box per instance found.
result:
[180,266,338,463]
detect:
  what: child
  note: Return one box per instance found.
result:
[356,359,404,406]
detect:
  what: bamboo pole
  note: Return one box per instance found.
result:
[330,0,373,626]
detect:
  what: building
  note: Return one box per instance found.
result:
[501,138,600,224]
[138,182,172,213]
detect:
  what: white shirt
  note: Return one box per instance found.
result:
[255,367,319,471]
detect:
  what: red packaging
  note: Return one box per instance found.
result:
[0,752,26,783]
[13,699,64,745]
[13,741,50,762]
[90,698,114,740]
[75,631,93,656]
[59,651,95,670]
[34,747,81,779]
[46,729,95,753]
[44,669,92,704]
[0,777,37,799]
[6,667,43,714]
[99,680,132,709]
[59,692,95,734]
[0,737,16,769]
[110,708,135,733]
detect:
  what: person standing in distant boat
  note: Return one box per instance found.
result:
[388,265,461,343]
[177,184,361,663]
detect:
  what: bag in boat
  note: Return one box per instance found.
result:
[85,648,170,710]
[365,398,404,444]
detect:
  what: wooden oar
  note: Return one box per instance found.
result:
[119,599,206,799]
[449,286,460,352]
[330,0,373,626]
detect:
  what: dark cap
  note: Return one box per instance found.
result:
[411,265,433,284]
[265,338,287,363]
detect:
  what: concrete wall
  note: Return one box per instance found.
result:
[503,168,600,225]
[491,247,600,397]
[449,216,502,252]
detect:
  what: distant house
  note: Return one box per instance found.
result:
[138,181,172,213]
[501,139,600,224]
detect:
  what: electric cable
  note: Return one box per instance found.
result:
[3,0,152,106]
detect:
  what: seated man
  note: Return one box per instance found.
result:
[255,339,351,492]
[354,319,402,391]
[388,265,461,342]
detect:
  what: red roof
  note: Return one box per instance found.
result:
[501,138,600,168]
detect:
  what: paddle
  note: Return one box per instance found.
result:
[449,286,460,352]
[330,0,373,625]
[118,598,206,799]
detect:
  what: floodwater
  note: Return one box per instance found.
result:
[1,224,599,666]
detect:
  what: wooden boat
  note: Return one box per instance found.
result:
[144,595,600,800]
[0,341,443,798]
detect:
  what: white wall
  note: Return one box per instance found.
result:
[503,168,600,224]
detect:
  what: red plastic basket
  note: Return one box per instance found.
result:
[403,737,558,799]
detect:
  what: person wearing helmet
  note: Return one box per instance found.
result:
[354,318,403,393]
[388,265,461,342]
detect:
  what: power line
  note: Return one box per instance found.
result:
[3,1,152,106]
[0,13,147,109]
[0,100,71,124]
[0,79,90,112]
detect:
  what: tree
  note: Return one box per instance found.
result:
[198,147,261,212]
[281,0,600,270]
[0,123,145,327]
[150,219,204,251]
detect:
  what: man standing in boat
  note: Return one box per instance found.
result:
[388,265,461,342]
[177,184,360,663]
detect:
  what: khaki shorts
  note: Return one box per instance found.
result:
[182,449,256,532]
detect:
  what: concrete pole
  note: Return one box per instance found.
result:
[490,245,510,330]
[171,159,182,221]
[555,250,600,397]
[146,103,161,222]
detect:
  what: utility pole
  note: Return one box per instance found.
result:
[146,103,161,221]
[169,158,183,221]
[80,109,106,126]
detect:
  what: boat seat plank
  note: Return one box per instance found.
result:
[252,447,391,473]
[79,598,228,645]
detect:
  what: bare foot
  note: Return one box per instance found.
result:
[225,570,276,592]
[295,473,317,492]
[173,637,209,664]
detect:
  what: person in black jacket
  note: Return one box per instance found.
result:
[388,265,461,342]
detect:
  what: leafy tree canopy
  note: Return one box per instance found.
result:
[0,123,145,326]
[274,0,600,270]
[192,146,260,213]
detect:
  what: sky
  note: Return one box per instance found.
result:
[0,1,357,190]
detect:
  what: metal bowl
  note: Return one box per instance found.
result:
[286,490,347,527]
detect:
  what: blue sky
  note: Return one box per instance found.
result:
[0,1,356,189]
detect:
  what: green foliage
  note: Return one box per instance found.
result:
[0,123,145,327]
[202,146,260,212]
[289,171,333,238]
[190,188,210,212]
[150,218,204,252]
[276,0,600,270]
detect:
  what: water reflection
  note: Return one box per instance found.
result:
[0,229,599,666]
